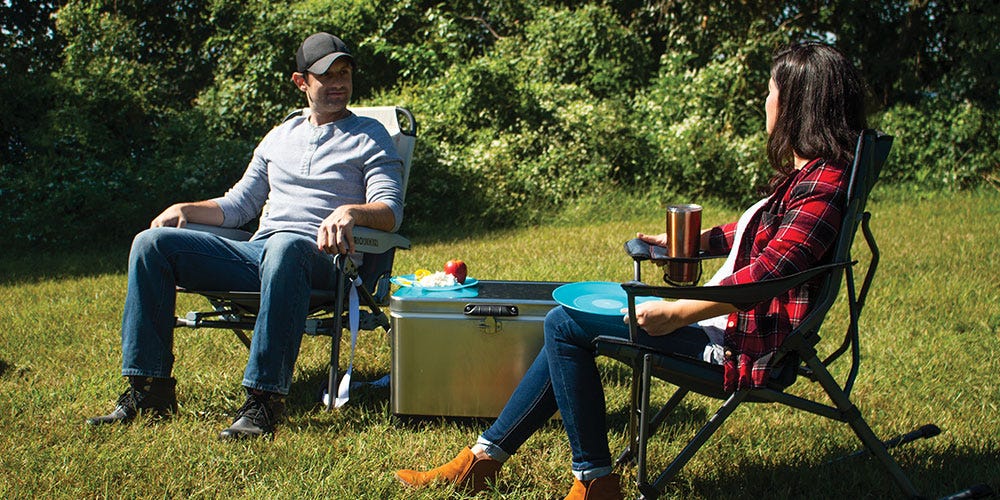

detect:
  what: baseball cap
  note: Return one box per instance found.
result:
[295,32,355,74]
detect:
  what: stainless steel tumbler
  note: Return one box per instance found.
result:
[665,204,702,284]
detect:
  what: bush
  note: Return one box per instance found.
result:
[873,98,1000,189]
[630,47,772,207]
[2,0,997,248]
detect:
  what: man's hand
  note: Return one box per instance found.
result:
[317,206,357,254]
[150,201,223,229]
[151,204,190,228]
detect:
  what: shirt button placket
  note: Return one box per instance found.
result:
[302,127,322,175]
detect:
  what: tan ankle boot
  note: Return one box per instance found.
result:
[395,447,502,493]
[564,473,623,500]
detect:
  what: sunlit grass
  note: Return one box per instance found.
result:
[0,187,997,498]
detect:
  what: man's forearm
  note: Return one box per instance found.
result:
[345,202,396,232]
[179,201,225,226]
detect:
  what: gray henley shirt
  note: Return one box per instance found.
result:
[212,110,405,241]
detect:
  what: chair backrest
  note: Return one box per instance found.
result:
[348,106,418,304]
[808,130,892,326]
[780,129,892,392]
[350,106,418,203]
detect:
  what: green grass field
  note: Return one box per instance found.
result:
[1,187,997,498]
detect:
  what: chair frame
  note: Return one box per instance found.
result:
[595,130,934,498]
[174,106,416,410]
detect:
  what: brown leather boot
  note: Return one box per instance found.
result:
[394,447,502,493]
[564,473,623,500]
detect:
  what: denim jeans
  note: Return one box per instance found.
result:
[479,306,711,479]
[120,227,340,395]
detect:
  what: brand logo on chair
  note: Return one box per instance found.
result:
[354,236,379,248]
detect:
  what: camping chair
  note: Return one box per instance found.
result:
[174,106,416,410]
[594,130,991,499]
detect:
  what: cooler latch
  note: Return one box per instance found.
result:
[464,304,519,334]
[464,304,519,317]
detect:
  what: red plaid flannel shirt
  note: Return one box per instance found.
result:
[706,158,848,391]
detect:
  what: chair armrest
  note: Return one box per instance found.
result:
[352,226,411,254]
[624,238,723,263]
[182,223,253,241]
[623,261,851,307]
[179,224,409,254]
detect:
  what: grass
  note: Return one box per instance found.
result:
[0,187,997,498]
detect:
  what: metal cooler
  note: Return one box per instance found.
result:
[389,280,563,417]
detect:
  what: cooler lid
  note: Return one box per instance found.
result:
[389,280,564,315]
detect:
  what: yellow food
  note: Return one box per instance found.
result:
[414,268,432,280]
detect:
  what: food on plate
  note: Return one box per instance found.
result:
[418,271,457,287]
[414,268,432,280]
[443,259,468,284]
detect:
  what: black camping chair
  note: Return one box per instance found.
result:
[594,130,992,499]
[174,106,416,410]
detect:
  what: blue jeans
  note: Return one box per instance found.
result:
[120,227,340,395]
[479,306,711,479]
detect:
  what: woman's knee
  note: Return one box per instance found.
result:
[544,307,578,345]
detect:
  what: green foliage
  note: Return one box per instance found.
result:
[0,0,66,77]
[197,0,393,138]
[393,4,658,229]
[631,40,773,206]
[874,99,1000,188]
[514,4,654,98]
[1,0,998,247]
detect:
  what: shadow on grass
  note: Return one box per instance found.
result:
[286,366,395,415]
[1,247,131,286]
[0,225,509,286]
[658,447,999,499]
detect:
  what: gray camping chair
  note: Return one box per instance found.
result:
[175,106,416,410]
[595,130,991,499]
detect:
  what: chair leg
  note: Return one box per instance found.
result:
[618,383,687,468]
[617,358,644,468]
[636,354,654,489]
[806,355,922,498]
[232,329,252,349]
[648,390,748,496]
[632,353,712,500]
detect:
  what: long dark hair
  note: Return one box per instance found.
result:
[766,42,868,187]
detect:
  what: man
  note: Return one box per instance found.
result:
[86,33,404,439]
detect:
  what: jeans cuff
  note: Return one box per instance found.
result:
[475,436,510,463]
[122,369,171,379]
[573,466,613,481]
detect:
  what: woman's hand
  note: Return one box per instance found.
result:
[636,232,669,247]
[625,300,690,336]
[625,299,738,336]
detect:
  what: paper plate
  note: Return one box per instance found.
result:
[390,274,479,291]
[552,281,658,316]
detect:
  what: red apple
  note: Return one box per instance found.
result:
[443,259,468,284]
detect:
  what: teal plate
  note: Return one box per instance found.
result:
[390,274,479,291]
[552,281,658,316]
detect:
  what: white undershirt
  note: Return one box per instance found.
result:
[695,197,769,363]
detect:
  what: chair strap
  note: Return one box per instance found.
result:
[334,276,363,408]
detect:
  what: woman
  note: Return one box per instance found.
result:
[394,42,868,499]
